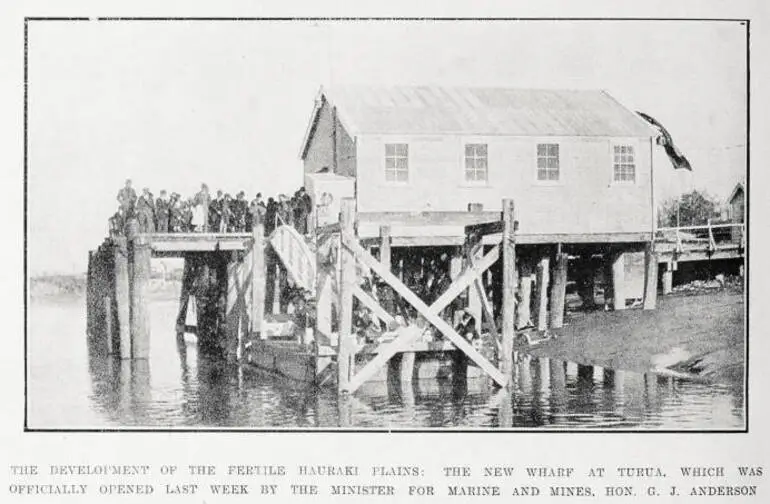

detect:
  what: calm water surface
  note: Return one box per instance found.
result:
[28,296,744,429]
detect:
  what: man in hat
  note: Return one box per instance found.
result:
[265,197,278,235]
[209,189,223,233]
[117,179,137,218]
[233,191,248,232]
[169,193,183,232]
[136,187,156,233]
[221,193,233,232]
[155,189,170,233]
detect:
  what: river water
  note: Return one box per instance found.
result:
[27,295,744,430]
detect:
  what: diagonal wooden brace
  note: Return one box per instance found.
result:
[341,232,508,388]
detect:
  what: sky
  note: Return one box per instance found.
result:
[27,19,747,275]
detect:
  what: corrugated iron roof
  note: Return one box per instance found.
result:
[323,85,657,138]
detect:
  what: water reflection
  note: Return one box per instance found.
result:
[31,298,745,430]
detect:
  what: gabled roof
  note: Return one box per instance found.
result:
[300,85,657,157]
[727,181,745,203]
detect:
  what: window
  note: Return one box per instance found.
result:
[385,143,409,182]
[613,145,636,182]
[537,143,560,181]
[464,144,488,183]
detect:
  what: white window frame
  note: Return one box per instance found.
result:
[384,143,409,184]
[612,143,637,184]
[462,143,489,185]
[535,142,561,184]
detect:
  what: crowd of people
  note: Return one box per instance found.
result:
[109,179,314,236]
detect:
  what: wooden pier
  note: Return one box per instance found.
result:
[85,203,744,395]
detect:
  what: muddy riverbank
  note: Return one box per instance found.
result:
[523,289,744,388]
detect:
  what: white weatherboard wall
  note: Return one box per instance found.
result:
[355,134,653,236]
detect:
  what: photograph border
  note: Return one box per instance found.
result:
[22,16,750,434]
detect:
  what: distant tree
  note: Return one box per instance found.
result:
[659,189,720,228]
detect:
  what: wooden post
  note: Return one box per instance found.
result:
[252,214,266,341]
[662,261,673,295]
[399,351,415,383]
[337,198,356,393]
[113,238,131,359]
[379,225,391,272]
[501,198,516,384]
[535,255,550,331]
[643,242,658,310]
[550,252,568,328]
[129,231,151,359]
[516,258,533,329]
[176,256,194,334]
[86,250,94,337]
[104,294,113,354]
[468,244,483,334]
[225,251,241,363]
[611,251,626,311]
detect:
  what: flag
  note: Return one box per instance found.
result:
[636,112,693,171]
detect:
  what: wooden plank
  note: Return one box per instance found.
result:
[342,232,508,387]
[352,285,396,326]
[465,220,503,237]
[500,199,516,381]
[483,232,652,245]
[358,210,502,227]
[337,198,356,393]
[549,252,568,328]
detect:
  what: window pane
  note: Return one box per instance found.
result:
[385,158,396,169]
[548,144,559,156]
[478,144,487,156]
[396,170,408,182]
[396,144,408,156]
[537,144,547,156]
[385,170,396,182]
[396,158,408,170]
[477,158,488,171]
[537,157,546,169]
[548,169,559,181]
[385,144,395,156]
[465,144,474,157]
[546,157,558,169]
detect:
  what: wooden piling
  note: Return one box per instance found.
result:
[399,351,415,383]
[104,294,113,353]
[86,251,95,337]
[535,255,550,331]
[379,225,391,272]
[662,262,673,295]
[516,258,533,330]
[225,251,242,363]
[113,238,131,359]
[129,232,151,359]
[467,244,483,334]
[611,251,626,311]
[251,215,266,341]
[501,198,516,384]
[643,242,658,310]
[337,198,356,393]
[549,252,568,328]
[176,256,194,334]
